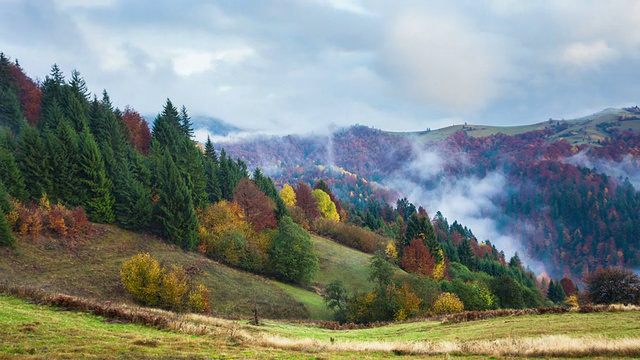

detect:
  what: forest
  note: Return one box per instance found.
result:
[1,52,638,324]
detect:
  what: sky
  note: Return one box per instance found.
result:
[1,0,640,137]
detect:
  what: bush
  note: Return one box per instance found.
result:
[432,292,464,315]
[160,265,190,311]
[121,253,212,312]
[120,253,164,306]
[584,267,640,305]
[188,284,211,314]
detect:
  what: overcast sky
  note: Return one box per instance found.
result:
[1,0,639,137]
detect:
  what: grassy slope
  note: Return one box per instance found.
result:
[414,108,640,145]
[0,225,384,321]
[2,294,640,359]
[0,224,308,319]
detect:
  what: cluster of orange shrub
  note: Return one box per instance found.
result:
[6,195,90,238]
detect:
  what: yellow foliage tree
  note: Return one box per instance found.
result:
[311,189,340,221]
[280,184,296,207]
[160,264,190,311]
[431,249,446,281]
[385,242,398,262]
[120,253,164,306]
[394,283,422,321]
[432,292,464,315]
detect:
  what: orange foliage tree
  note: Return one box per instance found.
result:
[401,238,436,276]
[233,177,277,232]
[122,106,151,155]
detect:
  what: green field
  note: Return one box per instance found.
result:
[2,293,640,359]
[412,108,640,145]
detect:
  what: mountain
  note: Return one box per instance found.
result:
[217,108,640,280]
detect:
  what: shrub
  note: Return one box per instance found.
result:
[160,265,190,311]
[432,292,464,315]
[188,284,211,314]
[120,253,164,306]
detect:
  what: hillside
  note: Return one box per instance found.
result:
[0,222,390,321]
[219,107,640,280]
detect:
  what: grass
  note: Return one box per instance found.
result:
[310,234,375,293]
[0,224,307,319]
[0,224,391,321]
[2,292,640,359]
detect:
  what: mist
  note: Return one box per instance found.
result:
[385,141,547,274]
[563,151,640,190]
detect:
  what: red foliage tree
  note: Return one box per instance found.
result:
[9,62,41,125]
[295,182,320,221]
[401,238,436,275]
[232,178,277,232]
[122,106,151,155]
[559,277,577,296]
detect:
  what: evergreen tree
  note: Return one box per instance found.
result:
[39,64,65,129]
[0,130,27,200]
[113,160,152,231]
[457,239,476,270]
[77,130,115,223]
[16,125,52,199]
[47,119,81,205]
[0,86,27,135]
[153,150,198,250]
[254,167,289,220]
[204,136,217,163]
[179,105,194,138]
[547,280,566,304]
[0,178,16,246]
[204,159,221,204]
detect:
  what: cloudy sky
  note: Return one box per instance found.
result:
[1,0,639,137]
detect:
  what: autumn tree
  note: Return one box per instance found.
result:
[560,277,577,297]
[402,238,436,276]
[294,182,320,221]
[280,184,296,207]
[122,106,151,155]
[233,177,277,232]
[584,267,640,305]
[312,189,340,221]
[120,253,164,306]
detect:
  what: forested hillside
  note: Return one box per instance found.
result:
[2,52,638,323]
[220,112,640,281]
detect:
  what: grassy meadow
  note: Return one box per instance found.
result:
[2,293,640,359]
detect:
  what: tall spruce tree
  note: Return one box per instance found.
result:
[153,149,198,250]
[17,125,52,200]
[113,160,152,231]
[0,179,16,246]
[0,129,27,201]
[77,129,115,223]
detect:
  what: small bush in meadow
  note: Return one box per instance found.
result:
[432,292,464,315]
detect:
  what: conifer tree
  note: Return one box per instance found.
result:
[153,149,198,250]
[204,159,221,204]
[77,129,115,223]
[47,119,81,205]
[0,86,27,135]
[113,160,152,231]
[0,179,16,246]
[204,136,217,163]
[16,125,52,199]
[0,129,28,201]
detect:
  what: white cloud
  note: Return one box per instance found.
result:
[385,8,512,113]
[560,41,617,69]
